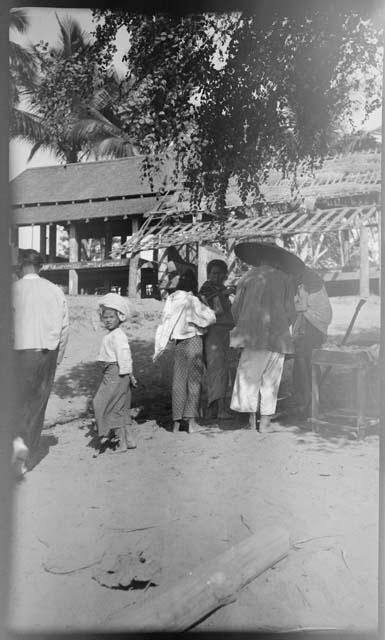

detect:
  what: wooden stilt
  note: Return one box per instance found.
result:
[128,217,140,298]
[107,527,290,631]
[69,222,79,295]
[104,220,112,260]
[197,242,205,289]
[39,224,47,259]
[49,224,56,263]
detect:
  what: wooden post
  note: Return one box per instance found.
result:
[342,229,350,266]
[338,230,345,267]
[104,220,112,260]
[39,224,47,259]
[68,222,79,295]
[157,248,169,291]
[359,224,370,299]
[311,363,321,434]
[197,243,206,289]
[107,527,289,632]
[49,224,57,263]
[378,208,381,294]
[128,217,140,298]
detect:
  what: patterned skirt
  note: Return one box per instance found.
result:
[204,324,230,406]
[172,335,204,421]
[93,363,131,437]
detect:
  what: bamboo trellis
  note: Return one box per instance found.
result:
[112,150,381,299]
[119,204,378,255]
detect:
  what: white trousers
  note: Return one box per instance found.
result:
[230,348,284,414]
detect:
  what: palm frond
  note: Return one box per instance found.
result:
[54,13,91,58]
[9,41,38,85]
[92,137,139,159]
[27,141,45,162]
[68,118,113,142]
[69,113,135,147]
[10,108,44,143]
[10,8,29,34]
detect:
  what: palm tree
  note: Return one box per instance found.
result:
[52,13,91,58]
[68,72,138,160]
[9,9,43,143]
[20,14,138,164]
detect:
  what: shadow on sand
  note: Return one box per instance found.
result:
[28,434,59,471]
[52,336,379,448]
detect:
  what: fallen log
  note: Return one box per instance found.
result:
[107,525,290,632]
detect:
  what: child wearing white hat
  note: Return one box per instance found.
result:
[93,293,137,452]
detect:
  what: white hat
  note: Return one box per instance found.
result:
[99,293,130,322]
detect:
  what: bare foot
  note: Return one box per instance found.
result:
[124,425,137,449]
[173,421,180,433]
[110,427,136,453]
[112,441,128,453]
[187,419,198,433]
[259,415,273,433]
[246,413,257,430]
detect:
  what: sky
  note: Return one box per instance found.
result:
[10,6,383,181]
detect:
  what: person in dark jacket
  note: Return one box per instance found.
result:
[199,260,234,418]
[229,264,296,431]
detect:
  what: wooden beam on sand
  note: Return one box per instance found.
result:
[107,526,290,632]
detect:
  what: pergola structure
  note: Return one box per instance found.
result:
[119,150,381,295]
[10,150,381,296]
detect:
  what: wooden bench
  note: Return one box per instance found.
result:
[311,347,374,438]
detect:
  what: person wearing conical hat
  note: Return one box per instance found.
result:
[93,293,137,452]
[229,264,296,432]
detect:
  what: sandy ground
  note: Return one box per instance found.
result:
[8,295,380,633]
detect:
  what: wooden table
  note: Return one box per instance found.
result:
[311,347,373,437]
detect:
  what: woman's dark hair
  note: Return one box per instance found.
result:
[18,249,43,268]
[207,259,228,277]
[176,269,198,295]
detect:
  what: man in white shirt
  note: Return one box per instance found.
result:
[12,249,69,476]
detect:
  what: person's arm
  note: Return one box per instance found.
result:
[57,295,69,366]
[231,284,245,324]
[114,332,133,376]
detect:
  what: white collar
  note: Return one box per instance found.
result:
[171,289,191,300]
[23,273,40,280]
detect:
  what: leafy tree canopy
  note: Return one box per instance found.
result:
[92,8,383,211]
